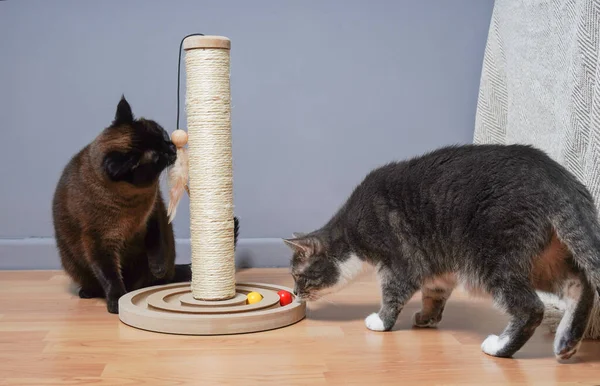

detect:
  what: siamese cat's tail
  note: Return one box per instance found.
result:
[171,216,240,284]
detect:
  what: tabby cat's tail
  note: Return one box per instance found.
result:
[543,208,600,339]
[171,216,240,284]
[552,209,600,297]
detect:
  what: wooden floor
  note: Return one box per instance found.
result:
[1,268,599,385]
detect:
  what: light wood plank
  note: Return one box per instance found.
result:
[0,269,598,385]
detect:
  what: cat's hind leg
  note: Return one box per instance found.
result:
[481,282,545,358]
[68,257,105,299]
[78,283,104,299]
[413,274,457,328]
[83,235,126,314]
[553,271,595,361]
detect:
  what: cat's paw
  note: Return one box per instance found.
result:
[481,334,510,357]
[106,298,119,314]
[412,311,439,328]
[554,336,581,361]
[365,313,386,331]
[78,288,102,299]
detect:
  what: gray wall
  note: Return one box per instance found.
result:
[0,0,494,269]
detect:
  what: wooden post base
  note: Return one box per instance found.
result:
[118,282,306,335]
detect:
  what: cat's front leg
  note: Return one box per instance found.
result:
[145,208,167,279]
[84,236,127,314]
[365,266,420,332]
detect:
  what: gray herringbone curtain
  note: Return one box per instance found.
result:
[473,0,600,338]
[474,0,600,205]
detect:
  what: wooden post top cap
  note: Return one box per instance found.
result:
[183,35,231,50]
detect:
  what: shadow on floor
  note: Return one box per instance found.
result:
[305,298,503,331]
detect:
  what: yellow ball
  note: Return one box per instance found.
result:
[246,291,263,304]
[171,129,188,148]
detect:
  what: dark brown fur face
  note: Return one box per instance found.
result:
[97,96,177,188]
[52,96,189,314]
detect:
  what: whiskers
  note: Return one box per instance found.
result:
[301,292,339,305]
[301,293,340,319]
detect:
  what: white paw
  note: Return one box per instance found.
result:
[481,334,508,356]
[365,313,386,331]
[554,339,582,361]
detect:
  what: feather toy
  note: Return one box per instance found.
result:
[167,129,190,223]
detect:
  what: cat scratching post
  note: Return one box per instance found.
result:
[118,35,305,335]
[185,35,236,301]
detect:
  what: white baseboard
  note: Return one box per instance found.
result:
[0,237,291,270]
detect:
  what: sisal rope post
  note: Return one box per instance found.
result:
[184,35,236,301]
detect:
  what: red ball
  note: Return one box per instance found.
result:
[277,290,293,306]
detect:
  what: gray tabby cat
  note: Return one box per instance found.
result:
[284,144,600,361]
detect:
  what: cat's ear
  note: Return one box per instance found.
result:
[283,236,323,257]
[114,95,134,125]
[292,232,306,238]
